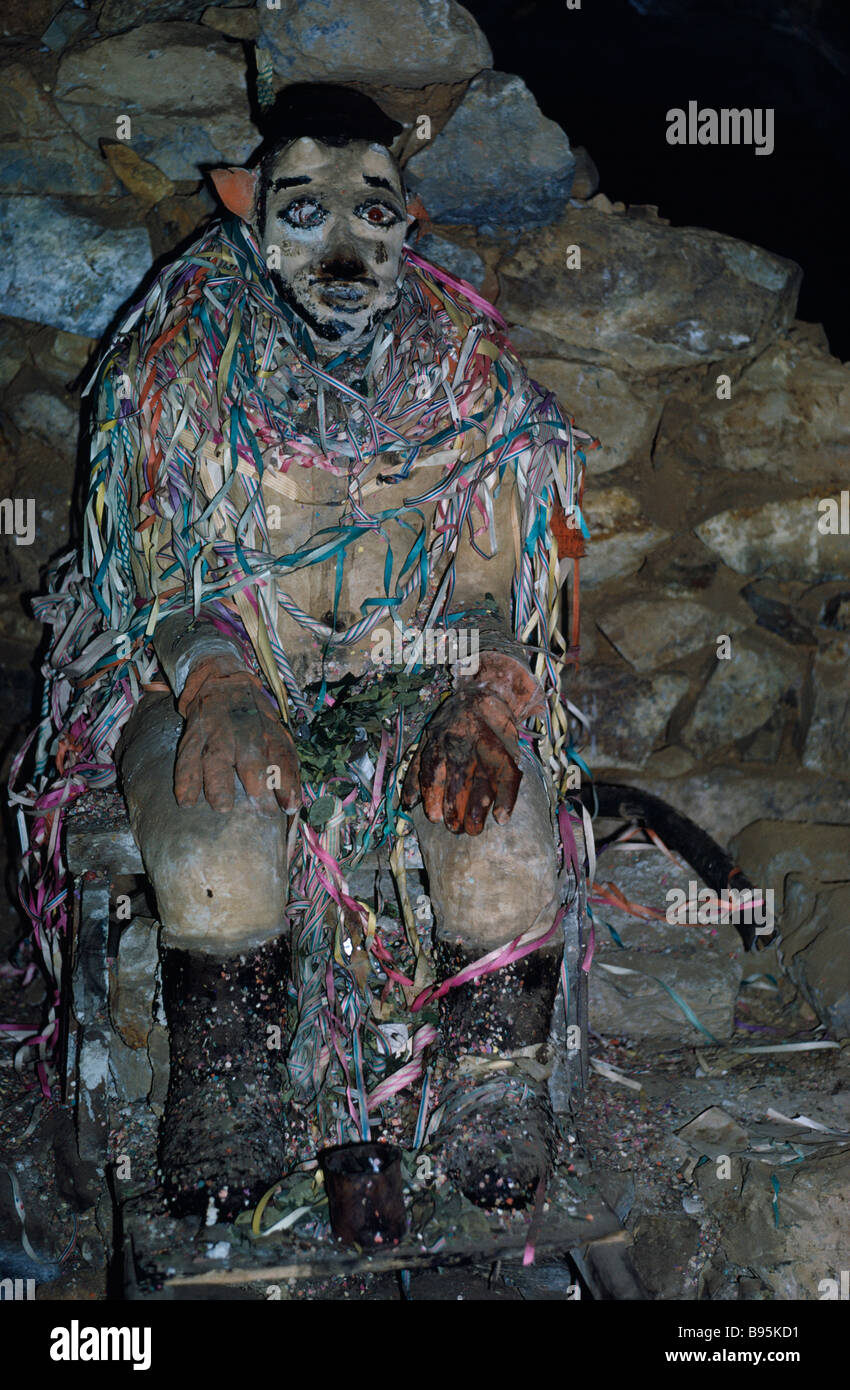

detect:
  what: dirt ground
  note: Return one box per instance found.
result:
[2,905,846,1304]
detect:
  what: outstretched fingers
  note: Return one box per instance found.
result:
[173,718,204,807]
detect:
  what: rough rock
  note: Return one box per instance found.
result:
[525,358,662,476]
[0,64,119,197]
[259,0,492,87]
[625,769,850,845]
[498,210,801,372]
[567,666,688,771]
[570,146,599,200]
[405,71,574,228]
[801,634,850,777]
[49,329,98,379]
[654,334,850,489]
[40,7,95,50]
[696,492,850,583]
[0,0,62,39]
[641,745,696,778]
[740,580,817,646]
[701,1145,850,1299]
[55,24,259,181]
[152,189,216,252]
[0,198,151,336]
[596,597,746,672]
[780,882,850,1038]
[100,142,174,209]
[629,1215,701,1299]
[201,5,259,39]
[809,583,850,632]
[677,1105,749,1156]
[589,949,743,1042]
[9,391,78,452]
[97,0,210,34]
[580,486,670,587]
[729,820,850,1036]
[415,233,486,289]
[681,632,804,753]
[109,918,160,1051]
[0,320,28,389]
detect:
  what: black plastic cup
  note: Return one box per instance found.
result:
[319,1141,407,1247]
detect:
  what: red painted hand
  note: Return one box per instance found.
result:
[174,656,301,816]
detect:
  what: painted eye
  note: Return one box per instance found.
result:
[359,202,399,228]
[280,199,325,229]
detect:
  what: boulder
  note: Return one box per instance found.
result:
[779,881,850,1038]
[201,5,259,39]
[570,146,599,200]
[97,0,210,35]
[696,492,850,583]
[740,579,817,647]
[567,666,688,771]
[596,596,746,672]
[10,391,78,453]
[655,334,850,489]
[498,210,801,373]
[801,635,850,778]
[629,1214,700,1300]
[55,24,259,181]
[525,358,662,476]
[580,486,670,587]
[700,1144,850,1299]
[0,64,119,197]
[405,71,574,228]
[259,0,492,88]
[589,949,743,1042]
[585,847,739,953]
[0,319,28,390]
[681,632,804,754]
[624,768,850,845]
[0,0,62,39]
[586,842,743,1041]
[414,233,486,289]
[40,7,95,50]
[0,198,151,337]
[730,820,850,917]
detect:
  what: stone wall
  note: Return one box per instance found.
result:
[1,1,848,1008]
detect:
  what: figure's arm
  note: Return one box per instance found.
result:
[151,609,249,695]
[98,354,301,817]
[403,398,550,836]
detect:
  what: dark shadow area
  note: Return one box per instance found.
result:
[463,0,850,356]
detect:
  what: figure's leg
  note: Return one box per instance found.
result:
[413,750,565,1209]
[117,693,290,1218]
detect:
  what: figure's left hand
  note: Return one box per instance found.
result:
[402,653,545,836]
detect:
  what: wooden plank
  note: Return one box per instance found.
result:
[579,1230,649,1301]
[161,1207,620,1289]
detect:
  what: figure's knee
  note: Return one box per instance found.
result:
[413,752,560,950]
[118,693,289,954]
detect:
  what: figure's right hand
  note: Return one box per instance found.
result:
[174,655,301,816]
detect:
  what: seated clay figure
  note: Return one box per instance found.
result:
[27,84,593,1217]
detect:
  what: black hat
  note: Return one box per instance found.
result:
[259,82,403,148]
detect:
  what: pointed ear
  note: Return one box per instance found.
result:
[210,166,258,222]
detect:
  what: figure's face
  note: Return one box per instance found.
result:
[258,137,408,355]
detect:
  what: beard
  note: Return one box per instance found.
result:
[269,268,401,351]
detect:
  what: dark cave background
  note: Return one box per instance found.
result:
[465,0,849,357]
